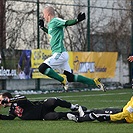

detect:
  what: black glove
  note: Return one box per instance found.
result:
[91,112,110,122]
[1,98,9,105]
[77,12,86,22]
[39,19,44,28]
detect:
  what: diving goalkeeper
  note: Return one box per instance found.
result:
[0,92,87,120]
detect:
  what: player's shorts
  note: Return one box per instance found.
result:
[44,51,71,73]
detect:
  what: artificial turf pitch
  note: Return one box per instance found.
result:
[0,88,132,133]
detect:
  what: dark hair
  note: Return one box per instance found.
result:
[2,92,13,98]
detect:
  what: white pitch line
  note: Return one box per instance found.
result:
[29,92,129,100]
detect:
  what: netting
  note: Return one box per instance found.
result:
[4,0,132,61]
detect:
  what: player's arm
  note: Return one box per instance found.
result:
[0,114,15,120]
[2,95,27,104]
[65,19,77,26]
[40,27,48,33]
[38,19,48,33]
[65,12,86,26]
[10,95,27,103]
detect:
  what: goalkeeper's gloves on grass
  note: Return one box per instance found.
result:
[77,12,86,22]
[39,19,44,29]
[91,112,110,122]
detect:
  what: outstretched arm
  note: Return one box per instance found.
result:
[65,12,86,26]
[2,95,27,104]
[65,19,78,26]
[0,114,15,120]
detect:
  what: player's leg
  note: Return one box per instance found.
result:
[43,97,80,111]
[43,112,68,120]
[64,70,105,91]
[92,108,122,114]
[67,106,95,122]
[61,52,105,91]
[67,106,98,122]
[55,97,87,111]
[38,55,66,85]
[38,63,64,82]
[67,113,95,122]
[39,53,69,90]
[62,60,96,87]
[43,111,80,120]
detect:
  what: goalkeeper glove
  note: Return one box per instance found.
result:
[91,112,110,122]
[77,12,86,22]
[39,19,44,28]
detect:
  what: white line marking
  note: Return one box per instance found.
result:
[29,92,129,100]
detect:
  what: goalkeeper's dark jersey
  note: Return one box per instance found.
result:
[0,96,46,120]
[0,96,73,120]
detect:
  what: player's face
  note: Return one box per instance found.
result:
[0,95,11,108]
[43,9,49,22]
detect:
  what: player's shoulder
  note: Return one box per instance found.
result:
[53,17,66,23]
[14,94,23,98]
[14,94,27,100]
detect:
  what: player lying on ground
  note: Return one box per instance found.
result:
[0,92,87,120]
[67,96,133,123]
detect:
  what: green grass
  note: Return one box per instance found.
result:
[0,88,133,133]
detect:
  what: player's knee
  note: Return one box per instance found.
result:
[64,71,74,82]
[47,98,57,106]
[38,63,50,74]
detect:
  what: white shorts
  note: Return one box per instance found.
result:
[44,52,71,73]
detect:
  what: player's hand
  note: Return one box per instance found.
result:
[127,56,133,62]
[1,98,9,105]
[91,112,110,122]
[39,19,44,28]
[77,12,86,22]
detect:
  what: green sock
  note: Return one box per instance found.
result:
[74,75,95,86]
[44,68,64,82]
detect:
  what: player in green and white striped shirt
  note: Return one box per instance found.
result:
[38,6,105,92]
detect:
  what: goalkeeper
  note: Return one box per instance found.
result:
[92,96,133,123]
[0,92,87,120]
[38,6,105,92]
[67,96,133,123]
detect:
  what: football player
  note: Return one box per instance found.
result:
[0,92,86,120]
[67,97,133,123]
[38,6,105,92]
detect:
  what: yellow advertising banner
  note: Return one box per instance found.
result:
[31,49,52,78]
[31,49,52,68]
[31,49,118,79]
[72,52,118,78]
